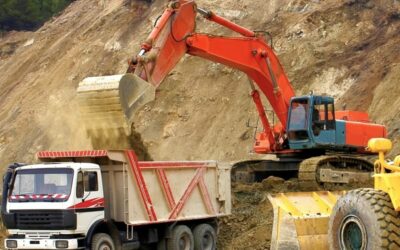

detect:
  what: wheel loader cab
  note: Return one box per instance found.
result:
[287,95,336,150]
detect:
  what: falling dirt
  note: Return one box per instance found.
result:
[89,126,152,160]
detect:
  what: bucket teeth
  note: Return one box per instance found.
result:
[77,74,155,136]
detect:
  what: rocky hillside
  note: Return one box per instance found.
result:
[0,0,399,161]
[0,0,399,249]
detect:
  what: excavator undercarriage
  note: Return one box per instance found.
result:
[298,155,373,189]
[231,154,374,189]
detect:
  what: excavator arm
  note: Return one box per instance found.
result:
[78,0,296,153]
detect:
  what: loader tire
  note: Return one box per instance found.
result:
[328,188,400,250]
[91,233,115,250]
[167,225,194,250]
[193,224,216,250]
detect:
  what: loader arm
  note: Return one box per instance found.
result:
[126,0,296,152]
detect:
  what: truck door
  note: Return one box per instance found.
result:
[311,98,336,146]
[73,170,105,232]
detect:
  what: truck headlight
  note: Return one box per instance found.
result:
[6,240,17,248]
[55,240,68,248]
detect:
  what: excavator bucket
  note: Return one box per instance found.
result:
[77,74,155,134]
[77,1,196,135]
[268,191,345,250]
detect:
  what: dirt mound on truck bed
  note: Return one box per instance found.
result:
[0,0,399,248]
[89,126,152,160]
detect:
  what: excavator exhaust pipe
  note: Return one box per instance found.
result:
[77,73,155,135]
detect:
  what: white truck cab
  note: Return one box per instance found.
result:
[4,163,104,249]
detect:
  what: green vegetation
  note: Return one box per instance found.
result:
[0,0,74,31]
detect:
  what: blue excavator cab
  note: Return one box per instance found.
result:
[287,95,339,150]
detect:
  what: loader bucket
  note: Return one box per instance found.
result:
[77,74,155,135]
[268,191,345,250]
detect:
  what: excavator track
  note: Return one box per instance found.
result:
[298,155,373,190]
[231,158,301,183]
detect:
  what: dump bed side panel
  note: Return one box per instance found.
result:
[123,157,231,225]
[100,164,125,221]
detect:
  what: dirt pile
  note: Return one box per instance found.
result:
[218,179,294,250]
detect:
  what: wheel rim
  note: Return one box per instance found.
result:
[339,215,367,250]
[201,231,214,250]
[178,233,191,250]
[99,242,111,250]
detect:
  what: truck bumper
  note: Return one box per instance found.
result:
[4,237,81,249]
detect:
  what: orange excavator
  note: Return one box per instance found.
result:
[77,0,386,187]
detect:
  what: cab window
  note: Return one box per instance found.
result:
[289,100,309,131]
[288,99,310,140]
[76,171,84,198]
[312,102,335,136]
[84,172,98,192]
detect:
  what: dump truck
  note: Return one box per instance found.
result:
[1,150,231,250]
[77,0,386,187]
[268,138,400,249]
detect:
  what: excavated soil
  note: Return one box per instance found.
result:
[0,0,399,249]
[89,126,153,160]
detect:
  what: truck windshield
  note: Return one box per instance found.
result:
[10,168,73,202]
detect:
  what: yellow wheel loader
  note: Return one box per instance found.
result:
[268,138,400,249]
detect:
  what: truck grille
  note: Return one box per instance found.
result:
[10,210,76,230]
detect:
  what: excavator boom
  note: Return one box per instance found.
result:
[77,1,196,134]
[77,0,295,151]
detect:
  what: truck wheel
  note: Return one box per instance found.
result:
[167,225,194,250]
[91,233,115,250]
[193,224,216,250]
[328,188,400,249]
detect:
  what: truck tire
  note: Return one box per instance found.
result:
[157,238,167,250]
[193,224,216,250]
[328,188,400,249]
[167,225,194,250]
[91,233,115,250]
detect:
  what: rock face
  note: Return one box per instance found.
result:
[0,0,399,166]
